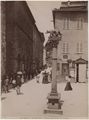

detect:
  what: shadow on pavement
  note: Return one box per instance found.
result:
[18,92,24,95]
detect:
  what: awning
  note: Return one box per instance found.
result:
[74,57,88,64]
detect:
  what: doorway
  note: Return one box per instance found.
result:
[62,63,69,76]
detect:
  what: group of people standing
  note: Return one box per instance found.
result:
[1,66,52,95]
[35,66,52,84]
[1,71,25,95]
[1,65,72,96]
[35,65,73,91]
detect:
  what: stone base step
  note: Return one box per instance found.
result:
[44,108,63,114]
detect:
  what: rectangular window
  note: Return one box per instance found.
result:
[57,63,60,71]
[80,42,83,53]
[76,42,83,53]
[77,18,83,30]
[63,43,65,53]
[63,19,66,29]
[62,42,69,54]
[70,17,77,30]
[86,69,88,79]
[66,43,69,53]
[77,42,79,53]
[62,63,69,75]
[67,18,70,29]
[63,18,70,30]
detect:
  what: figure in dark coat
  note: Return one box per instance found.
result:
[42,71,48,84]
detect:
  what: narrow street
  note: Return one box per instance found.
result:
[1,79,88,119]
[1,1,88,119]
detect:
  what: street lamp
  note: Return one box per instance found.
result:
[44,30,63,114]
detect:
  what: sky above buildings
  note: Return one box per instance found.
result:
[27,1,61,45]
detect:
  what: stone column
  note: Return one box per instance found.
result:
[44,30,63,114]
[51,47,57,94]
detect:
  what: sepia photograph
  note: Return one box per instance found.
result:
[0,0,88,119]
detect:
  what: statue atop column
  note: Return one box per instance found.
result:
[46,30,62,49]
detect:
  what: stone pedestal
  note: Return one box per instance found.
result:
[47,93,61,109]
[44,93,63,114]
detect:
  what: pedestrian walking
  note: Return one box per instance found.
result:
[1,79,5,94]
[46,66,52,83]
[64,75,72,91]
[21,74,24,84]
[23,70,26,82]
[40,69,44,83]
[12,76,16,89]
[4,76,9,93]
[16,74,22,95]
[36,71,40,83]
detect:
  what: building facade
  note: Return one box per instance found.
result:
[1,1,44,79]
[33,25,44,71]
[52,1,88,82]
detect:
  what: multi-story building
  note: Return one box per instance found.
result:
[52,1,88,82]
[1,1,45,79]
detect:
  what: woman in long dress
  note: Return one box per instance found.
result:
[64,75,72,91]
